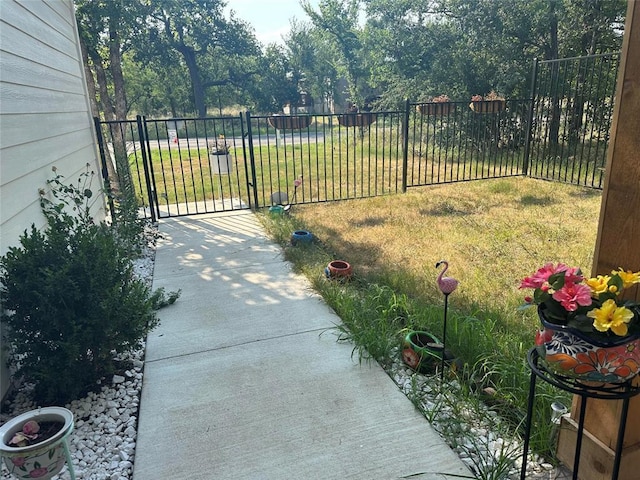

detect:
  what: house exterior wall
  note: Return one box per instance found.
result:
[0,0,104,399]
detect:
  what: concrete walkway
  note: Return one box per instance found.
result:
[132,210,471,480]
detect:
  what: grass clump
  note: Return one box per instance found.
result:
[259,176,602,459]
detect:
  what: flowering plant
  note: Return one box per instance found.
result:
[430,94,450,103]
[520,263,640,339]
[471,90,504,102]
[208,135,230,155]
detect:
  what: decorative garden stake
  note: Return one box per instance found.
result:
[436,260,459,381]
[283,176,302,214]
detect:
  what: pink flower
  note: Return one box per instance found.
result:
[519,263,566,289]
[552,282,592,311]
[29,467,49,478]
[294,177,302,187]
[11,457,26,467]
[561,267,584,286]
[22,421,39,436]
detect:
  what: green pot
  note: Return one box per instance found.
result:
[402,331,443,373]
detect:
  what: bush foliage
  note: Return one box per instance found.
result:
[0,168,176,404]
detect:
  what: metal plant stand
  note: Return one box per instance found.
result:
[520,348,640,480]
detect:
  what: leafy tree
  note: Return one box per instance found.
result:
[282,20,341,113]
[302,0,368,110]
[76,0,150,205]
[145,0,261,117]
[249,44,300,113]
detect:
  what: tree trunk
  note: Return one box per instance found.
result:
[83,37,121,195]
[108,18,133,200]
[109,19,128,121]
[79,36,100,119]
[180,45,207,117]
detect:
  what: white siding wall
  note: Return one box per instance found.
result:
[0,0,104,399]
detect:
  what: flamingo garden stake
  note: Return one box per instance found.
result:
[436,260,459,381]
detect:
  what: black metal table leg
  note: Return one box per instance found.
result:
[520,367,537,480]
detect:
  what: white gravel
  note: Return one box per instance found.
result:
[383,352,571,479]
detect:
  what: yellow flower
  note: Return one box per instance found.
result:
[612,268,640,289]
[586,275,610,295]
[587,299,634,336]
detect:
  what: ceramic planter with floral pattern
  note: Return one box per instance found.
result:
[0,407,75,480]
[537,305,640,383]
[402,331,443,373]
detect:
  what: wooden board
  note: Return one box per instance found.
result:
[557,2,640,478]
[556,415,640,480]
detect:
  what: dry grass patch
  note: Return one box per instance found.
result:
[293,177,602,323]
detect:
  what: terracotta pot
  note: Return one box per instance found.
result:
[402,331,443,373]
[537,305,640,383]
[416,103,456,116]
[469,100,506,113]
[324,260,352,280]
[0,407,75,480]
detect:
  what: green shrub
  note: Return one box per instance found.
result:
[0,168,174,405]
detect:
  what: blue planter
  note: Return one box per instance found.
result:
[291,230,313,246]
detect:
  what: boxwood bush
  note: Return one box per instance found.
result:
[0,168,175,405]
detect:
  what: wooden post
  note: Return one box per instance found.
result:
[556,2,640,478]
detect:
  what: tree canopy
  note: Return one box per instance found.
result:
[76,0,625,118]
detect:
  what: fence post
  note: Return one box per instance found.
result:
[93,117,116,218]
[401,98,411,193]
[523,58,539,177]
[244,111,259,209]
[136,115,157,223]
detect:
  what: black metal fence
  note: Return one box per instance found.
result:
[406,99,530,187]
[95,54,618,220]
[527,53,620,188]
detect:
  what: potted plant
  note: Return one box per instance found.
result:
[0,407,75,480]
[519,263,640,382]
[416,94,456,116]
[208,135,233,175]
[337,105,376,128]
[469,91,506,113]
[267,115,312,130]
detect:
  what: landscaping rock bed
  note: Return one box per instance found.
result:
[383,351,571,480]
